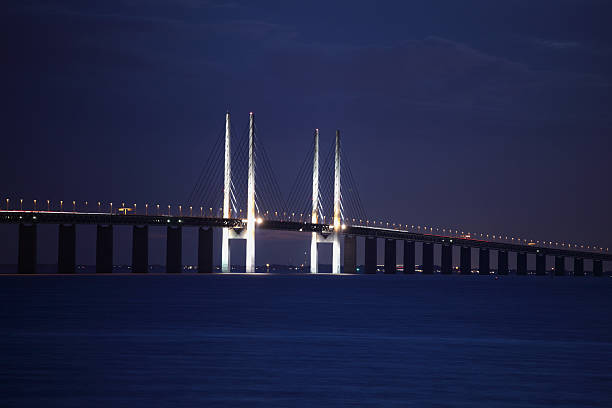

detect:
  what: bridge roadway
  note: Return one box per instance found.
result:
[2,210,610,264]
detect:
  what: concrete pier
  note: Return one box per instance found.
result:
[96,225,113,273]
[344,235,357,273]
[403,240,415,274]
[198,227,214,273]
[58,224,76,273]
[460,246,471,275]
[479,248,489,275]
[536,253,546,276]
[517,252,527,275]
[441,244,452,274]
[365,237,377,274]
[498,250,509,275]
[593,260,603,277]
[132,225,148,273]
[18,223,37,274]
[384,239,396,274]
[554,256,565,276]
[574,258,584,276]
[422,242,434,274]
[166,225,182,273]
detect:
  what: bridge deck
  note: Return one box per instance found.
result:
[1,211,610,261]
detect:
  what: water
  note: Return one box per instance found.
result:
[1,274,611,407]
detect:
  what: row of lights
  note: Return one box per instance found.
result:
[4,198,608,253]
[364,219,609,253]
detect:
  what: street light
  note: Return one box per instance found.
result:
[5,198,8,210]
[72,200,75,211]
[60,200,63,211]
[20,198,23,211]
[47,199,50,211]
[145,203,148,215]
[33,199,37,210]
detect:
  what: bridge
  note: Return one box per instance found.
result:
[2,112,610,275]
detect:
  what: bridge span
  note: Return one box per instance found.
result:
[3,112,609,276]
[2,210,609,276]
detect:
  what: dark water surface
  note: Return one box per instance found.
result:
[1,274,611,407]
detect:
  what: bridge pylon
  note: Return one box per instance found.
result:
[310,129,319,273]
[221,111,257,273]
[221,112,231,273]
[311,129,341,274]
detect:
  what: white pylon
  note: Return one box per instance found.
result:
[332,130,341,274]
[221,111,231,273]
[310,129,319,273]
[311,129,342,274]
[221,111,256,273]
[245,112,256,273]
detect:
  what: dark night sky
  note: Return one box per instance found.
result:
[1,0,611,267]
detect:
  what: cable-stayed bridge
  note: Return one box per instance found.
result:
[2,112,610,275]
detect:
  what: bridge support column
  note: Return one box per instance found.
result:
[517,252,527,275]
[343,235,357,273]
[593,260,603,277]
[58,224,76,274]
[573,258,584,276]
[198,227,214,273]
[479,248,489,275]
[166,226,182,273]
[96,225,113,273]
[365,237,377,274]
[403,240,415,274]
[441,244,452,274]
[384,239,396,274]
[422,242,434,274]
[498,250,509,275]
[460,247,471,275]
[536,253,546,276]
[18,223,37,274]
[132,225,148,273]
[554,256,565,276]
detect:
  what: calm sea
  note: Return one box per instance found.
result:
[1,273,611,407]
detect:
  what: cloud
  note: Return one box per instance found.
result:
[255,36,611,120]
[534,38,580,50]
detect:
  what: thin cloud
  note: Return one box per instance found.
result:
[534,38,580,50]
